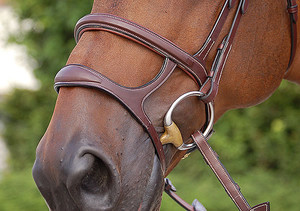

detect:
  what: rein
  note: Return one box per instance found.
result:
[54,0,297,210]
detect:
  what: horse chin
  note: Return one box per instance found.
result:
[139,155,164,211]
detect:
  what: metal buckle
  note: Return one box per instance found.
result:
[160,91,214,150]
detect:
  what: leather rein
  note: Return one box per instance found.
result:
[54,0,298,210]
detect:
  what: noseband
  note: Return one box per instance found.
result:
[54,0,297,210]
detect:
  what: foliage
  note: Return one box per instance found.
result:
[160,81,300,210]
[0,87,56,169]
[0,0,299,210]
[0,168,47,211]
[8,0,93,85]
[211,81,300,176]
[163,81,300,177]
[0,0,92,170]
[161,165,300,211]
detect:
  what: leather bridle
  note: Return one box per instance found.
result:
[54,0,298,210]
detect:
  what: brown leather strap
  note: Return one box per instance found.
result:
[164,178,194,211]
[75,13,207,86]
[64,3,243,171]
[286,0,298,71]
[250,203,271,211]
[55,60,180,172]
[194,0,237,62]
[164,178,207,211]
[163,128,270,211]
[54,0,295,208]
[191,130,270,211]
[200,0,249,103]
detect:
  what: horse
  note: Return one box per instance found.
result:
[32,0,300,210]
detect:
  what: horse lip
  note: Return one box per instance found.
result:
[139,154,164,211]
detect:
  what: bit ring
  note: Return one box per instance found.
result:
[162,91,214,150]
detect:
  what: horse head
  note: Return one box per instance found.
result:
[32,0,299,210]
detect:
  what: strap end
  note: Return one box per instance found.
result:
[251,202,270,211]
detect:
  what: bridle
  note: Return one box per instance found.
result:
[54,0,298,210]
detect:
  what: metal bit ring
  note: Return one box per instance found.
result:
[162,91,214,150]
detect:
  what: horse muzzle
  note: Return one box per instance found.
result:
[32,141,121,211]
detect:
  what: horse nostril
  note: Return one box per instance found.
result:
[80,155,111,194]
[66,151,121,210]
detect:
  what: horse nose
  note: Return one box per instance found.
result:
[33,145,121,210]
[64,146,121,210]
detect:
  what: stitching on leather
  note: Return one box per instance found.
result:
[203,41,215,60]
[87,14,195,57]
[217,44,232,84]
[57,65,165,152]
[65,65,105,82]
[195,38,211,56]
[77,14,206,76]
[63,64,164,92]
[191,132,237,206]
[78,23,205,84]
[193,130,249,209]
[56,81,149,142]
[250,203,268,211]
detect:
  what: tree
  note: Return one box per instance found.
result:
[1,0,92,169]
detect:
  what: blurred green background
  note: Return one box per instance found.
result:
[0,0,299,210]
